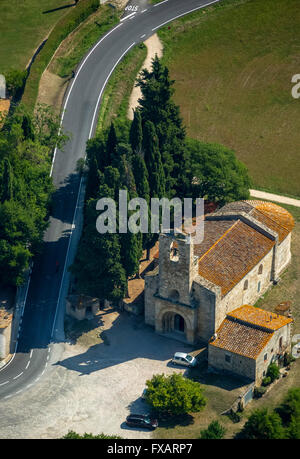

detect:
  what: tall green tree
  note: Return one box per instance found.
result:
[142,121,165,198]
[1,158,14,202]
[145,373,206,417]
[187,138,251,205]
[71,196,127,303]
[200,421,226,439]
[106,121,118,166]
[137,55,188,196]
[129,109,143,153]
[238,409,285,439]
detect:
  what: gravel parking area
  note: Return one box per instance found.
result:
[0,309,193,439]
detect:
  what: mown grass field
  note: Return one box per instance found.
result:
[158,0,300,197]
[0,0,72,72]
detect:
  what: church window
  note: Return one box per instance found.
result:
[169,289,180,302]
[258,281,261,293]
[258,264,263,275]
[243,280,248,290]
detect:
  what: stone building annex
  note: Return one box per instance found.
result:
[144,200,294,345]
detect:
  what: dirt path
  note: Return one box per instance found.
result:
[127,33,163,120]
[250,189,300,208]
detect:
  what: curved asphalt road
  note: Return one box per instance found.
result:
[0,0,221,400]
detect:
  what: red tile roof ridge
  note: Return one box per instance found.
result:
[197,219,240,263]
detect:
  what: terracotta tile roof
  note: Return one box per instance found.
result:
[209,305,293,359]
[248,201,294,243]
[216,200,294,243]
[227,305,293,331]
[209,317,272,359]
[194,220,235,258]
[198,220,275,296]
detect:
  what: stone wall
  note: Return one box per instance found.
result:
[275,233,292,278]
[144,268,159,326]
[0,322,12,360]
[208,344,256,381]
[255,323,292,383]
[193,279,218,342]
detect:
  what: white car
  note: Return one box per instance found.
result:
[171,352,197,367]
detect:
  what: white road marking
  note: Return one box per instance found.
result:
[30,350,33,358]
[154,0,168,6]
[25,361,30,370]
[140,34,146,39]
[141,9,148,13]
[13,372,23,380]
[49,22,123,177]
[0,381,9,386]
[120,12,136,22]
[152,0,220,31]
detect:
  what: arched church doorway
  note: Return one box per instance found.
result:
[174,314,185,333]
[162,311,186,338]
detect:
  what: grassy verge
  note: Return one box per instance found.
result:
[0,0,72,73]
[96,42,147,135]
[49,6,120,79]
[157,0,300,197]
[22,0,99,110]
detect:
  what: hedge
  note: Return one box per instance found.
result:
[22,0,99,110]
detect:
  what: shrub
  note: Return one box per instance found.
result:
[200,420,226,439]
[62,430,122,439]
[262,376,271,387]
[145,373,206,417]
[266,363,280,382]
[238,408,285,439]
[254,386,267,398]
[284,353,296,367]
[276,388,300,425]
[4,69,27,100]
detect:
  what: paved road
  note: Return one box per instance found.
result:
[250,189,300,208]
[0,0,222,400]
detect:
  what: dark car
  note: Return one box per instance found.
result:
[126,414,158,430]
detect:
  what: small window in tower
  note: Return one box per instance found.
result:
[258,281,261,293]
[258,264,263,275]
[170,241,179,262]
[244,280,248,290]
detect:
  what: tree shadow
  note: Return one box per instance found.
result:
[43,3,76,14]
[50,172,81,225]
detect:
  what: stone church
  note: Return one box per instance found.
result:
[144,200,294,344]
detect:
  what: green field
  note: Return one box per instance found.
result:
[158,0,300,197]
[0,0,72,73]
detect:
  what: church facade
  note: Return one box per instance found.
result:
[144,201,294,344]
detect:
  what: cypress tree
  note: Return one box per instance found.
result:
[137,55,188,197]
[106,122,118,166]
[21,113,35,141]
[129,109,143,153]
[142,121,165,198]
[131,153,150,204]
[1,158,14,203]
